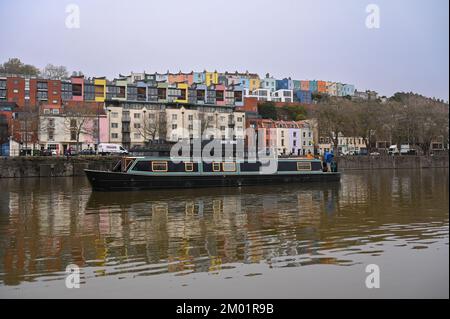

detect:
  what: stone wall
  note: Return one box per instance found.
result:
[336,155,448,171]
[0,155,448,178]
[0,156,121,178]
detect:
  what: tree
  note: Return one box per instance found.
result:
[71,71,84,77]
[41,64,69,80]
[63,106,99,151]
[316,102,352,155]
[137,110,167,143]
[0,58,40,76]
[281,104,307,121]
[258,101,277,120]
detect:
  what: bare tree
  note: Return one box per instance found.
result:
[316,102,350,155]
[41,64,69,80]
[136,110,167,144]
[63,107,99,151]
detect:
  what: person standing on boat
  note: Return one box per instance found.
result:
[324,151,334,172]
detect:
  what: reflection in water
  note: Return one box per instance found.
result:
[0,169,448,288]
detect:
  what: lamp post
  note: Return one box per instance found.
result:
[97,102,100,147]
[107,108,111,143]
[143,108,147,145]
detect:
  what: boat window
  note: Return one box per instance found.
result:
[212,162,221,172]
[222,162,236,172]
[185,162,194,172]
[297,161,311,171]
[152,161,168,172]
[122,158,135,172]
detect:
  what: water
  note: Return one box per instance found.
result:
[0,169,448,298]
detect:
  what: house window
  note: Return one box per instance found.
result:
[223,162,236,172]
[185,162,194,172]
[172,124,177,130]
[134,123,141,129]
[172,114,177,120]
[111,133,118,139]
[212,162,221,172]
[152,161,168,172]
[111,112,119,118]
[188,115,193,121]
[111,123,118,128]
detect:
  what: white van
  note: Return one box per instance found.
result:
[98,143,128,155]
[388,145,399,155]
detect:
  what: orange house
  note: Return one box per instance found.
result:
[168,72,194,85]
[317,81,327,93]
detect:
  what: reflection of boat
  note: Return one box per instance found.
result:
[85,157,340,191]
[85,181,341,210]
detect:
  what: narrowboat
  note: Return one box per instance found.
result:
[84,157,340,191]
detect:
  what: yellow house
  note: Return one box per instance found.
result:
[175,83,188,103]
[205,70,218,86]
[94,78,106,102]
[249,76,261,92]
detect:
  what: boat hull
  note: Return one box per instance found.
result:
[84,169,341,192]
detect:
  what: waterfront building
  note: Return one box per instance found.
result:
[104,101,245,147]
[38,103,108,154]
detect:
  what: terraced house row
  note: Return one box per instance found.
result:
[0,70,359,109]
[0,70,364,156]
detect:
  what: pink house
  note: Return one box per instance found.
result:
[215,84,226,106]
[71,76,84,101]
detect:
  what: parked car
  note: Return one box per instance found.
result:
[370,152,381,156]
[98,143,128,155]
[51,150,58,156]
[79,149,96,155]
[40,149,53,156]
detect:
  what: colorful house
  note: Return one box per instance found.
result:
[276,78,293,91]
[175,83,189,103]
[260,74,277,92]
[295,90,312,104]
[94,78,106,102]
[309,80,318,93]
[326,82,337,96]
[343,84,355,96]
[317,81,327,93]
[205,71,219,86]
[300,80,310,91]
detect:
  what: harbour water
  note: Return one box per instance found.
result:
[0,169,448,298]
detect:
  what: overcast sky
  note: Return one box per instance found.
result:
[0,0,448,100]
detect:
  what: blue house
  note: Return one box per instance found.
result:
[343,84,355,96]
[276,78,293,91]
[295,90,312,104]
